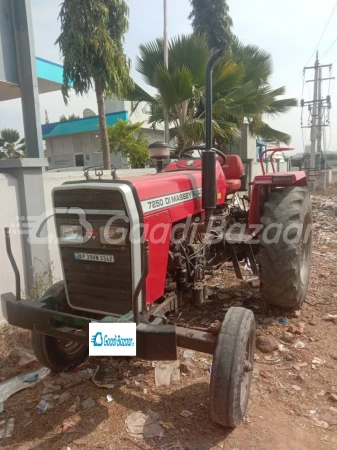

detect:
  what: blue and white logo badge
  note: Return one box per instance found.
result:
[89,323,137,356]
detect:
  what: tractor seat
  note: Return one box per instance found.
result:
[221,155,244,194]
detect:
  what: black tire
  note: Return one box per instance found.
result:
[258,187,313,309]
[210,307,255,427]
[31,281,88,372]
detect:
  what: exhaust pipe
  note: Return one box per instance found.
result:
[202,48,225,221]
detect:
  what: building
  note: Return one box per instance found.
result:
[43,98,169,170]
[43,111,129,169]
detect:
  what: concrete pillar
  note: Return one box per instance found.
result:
[0,159,50,294]
[240,120,249,160]
[11,0,44,158]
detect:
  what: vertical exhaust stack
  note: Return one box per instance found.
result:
[202,48,225,221]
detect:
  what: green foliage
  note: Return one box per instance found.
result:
[107,120,149,168]
[0,128,26,159]
[126,34,297,149]
[59,113,80,122]
[56,0,133,101]
[189,0,234,49]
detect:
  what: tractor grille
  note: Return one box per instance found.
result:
[54,189,125,211]
[54,188,133,316]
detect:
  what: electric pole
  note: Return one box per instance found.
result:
[317,67,322,156]
[309,53,319,187]
[163,0,169,145]
[301,53,334,188]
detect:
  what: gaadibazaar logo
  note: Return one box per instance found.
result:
[91,331,134,347]
[89,323,137,356]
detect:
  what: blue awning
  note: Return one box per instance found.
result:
[42,111,129,138]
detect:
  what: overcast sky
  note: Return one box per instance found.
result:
[0,0,336,152]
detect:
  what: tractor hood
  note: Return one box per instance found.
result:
[122,163,226,222]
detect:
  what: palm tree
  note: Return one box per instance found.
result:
[0,128,25,159]
[127,34,297,152]
[59,113,80,122]
[56,0,133,169]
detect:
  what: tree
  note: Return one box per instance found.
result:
[59,113,80,122]
[189,0,234,49]
[107,119,149,168]
[0,128,25,159]
[56,0,133,169]
[127,34,297,152]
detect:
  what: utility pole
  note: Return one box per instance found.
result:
[309,53,319,187]
[163,0,169,144]
[301,53,334,188]
[317,68,322,156]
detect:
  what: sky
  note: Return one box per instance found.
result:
[0,0,336,153]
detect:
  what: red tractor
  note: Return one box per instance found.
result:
[2,50,313,427]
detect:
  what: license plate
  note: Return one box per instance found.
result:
[74,252,115,263]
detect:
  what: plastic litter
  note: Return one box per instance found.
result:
[293,340,306,349]
[37,399,52,413]
[207,363,212,373]
[143,388,148,394]
[278,344,290,353]
[0,418,14,438]
[125,411,164,439]
[155,361,180,387]
[62,420,76,433]
[17,347,37,366]
[278,317,288,325]
[68,396,81,413]
[180,410,193,418]
[0,367,50,404]
[58,391,71,404]
[160,421,175,430]
[183,350,195,359]
[42,380,62,394]
[106,395,114,403]
[24,374,39,383]
[82,397,95,409]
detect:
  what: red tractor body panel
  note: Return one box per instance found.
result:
[122,161,227,304]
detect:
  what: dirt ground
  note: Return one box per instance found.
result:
[1,189,337,450]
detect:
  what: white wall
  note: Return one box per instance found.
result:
[0,174,26,323]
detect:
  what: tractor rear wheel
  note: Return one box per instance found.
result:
[210,307,255,427]
[258,186,313,309]
[31,281,88,372]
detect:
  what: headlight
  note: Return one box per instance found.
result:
[60,225,83,243]
[99,226,127,246]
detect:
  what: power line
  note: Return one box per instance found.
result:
[305,0,337,66]
[321,36,337,59]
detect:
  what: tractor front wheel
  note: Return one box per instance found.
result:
[210,307,255,427]
[31,281,88,372]
[258,187,313,309]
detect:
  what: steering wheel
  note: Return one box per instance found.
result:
[179,145,227,166]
